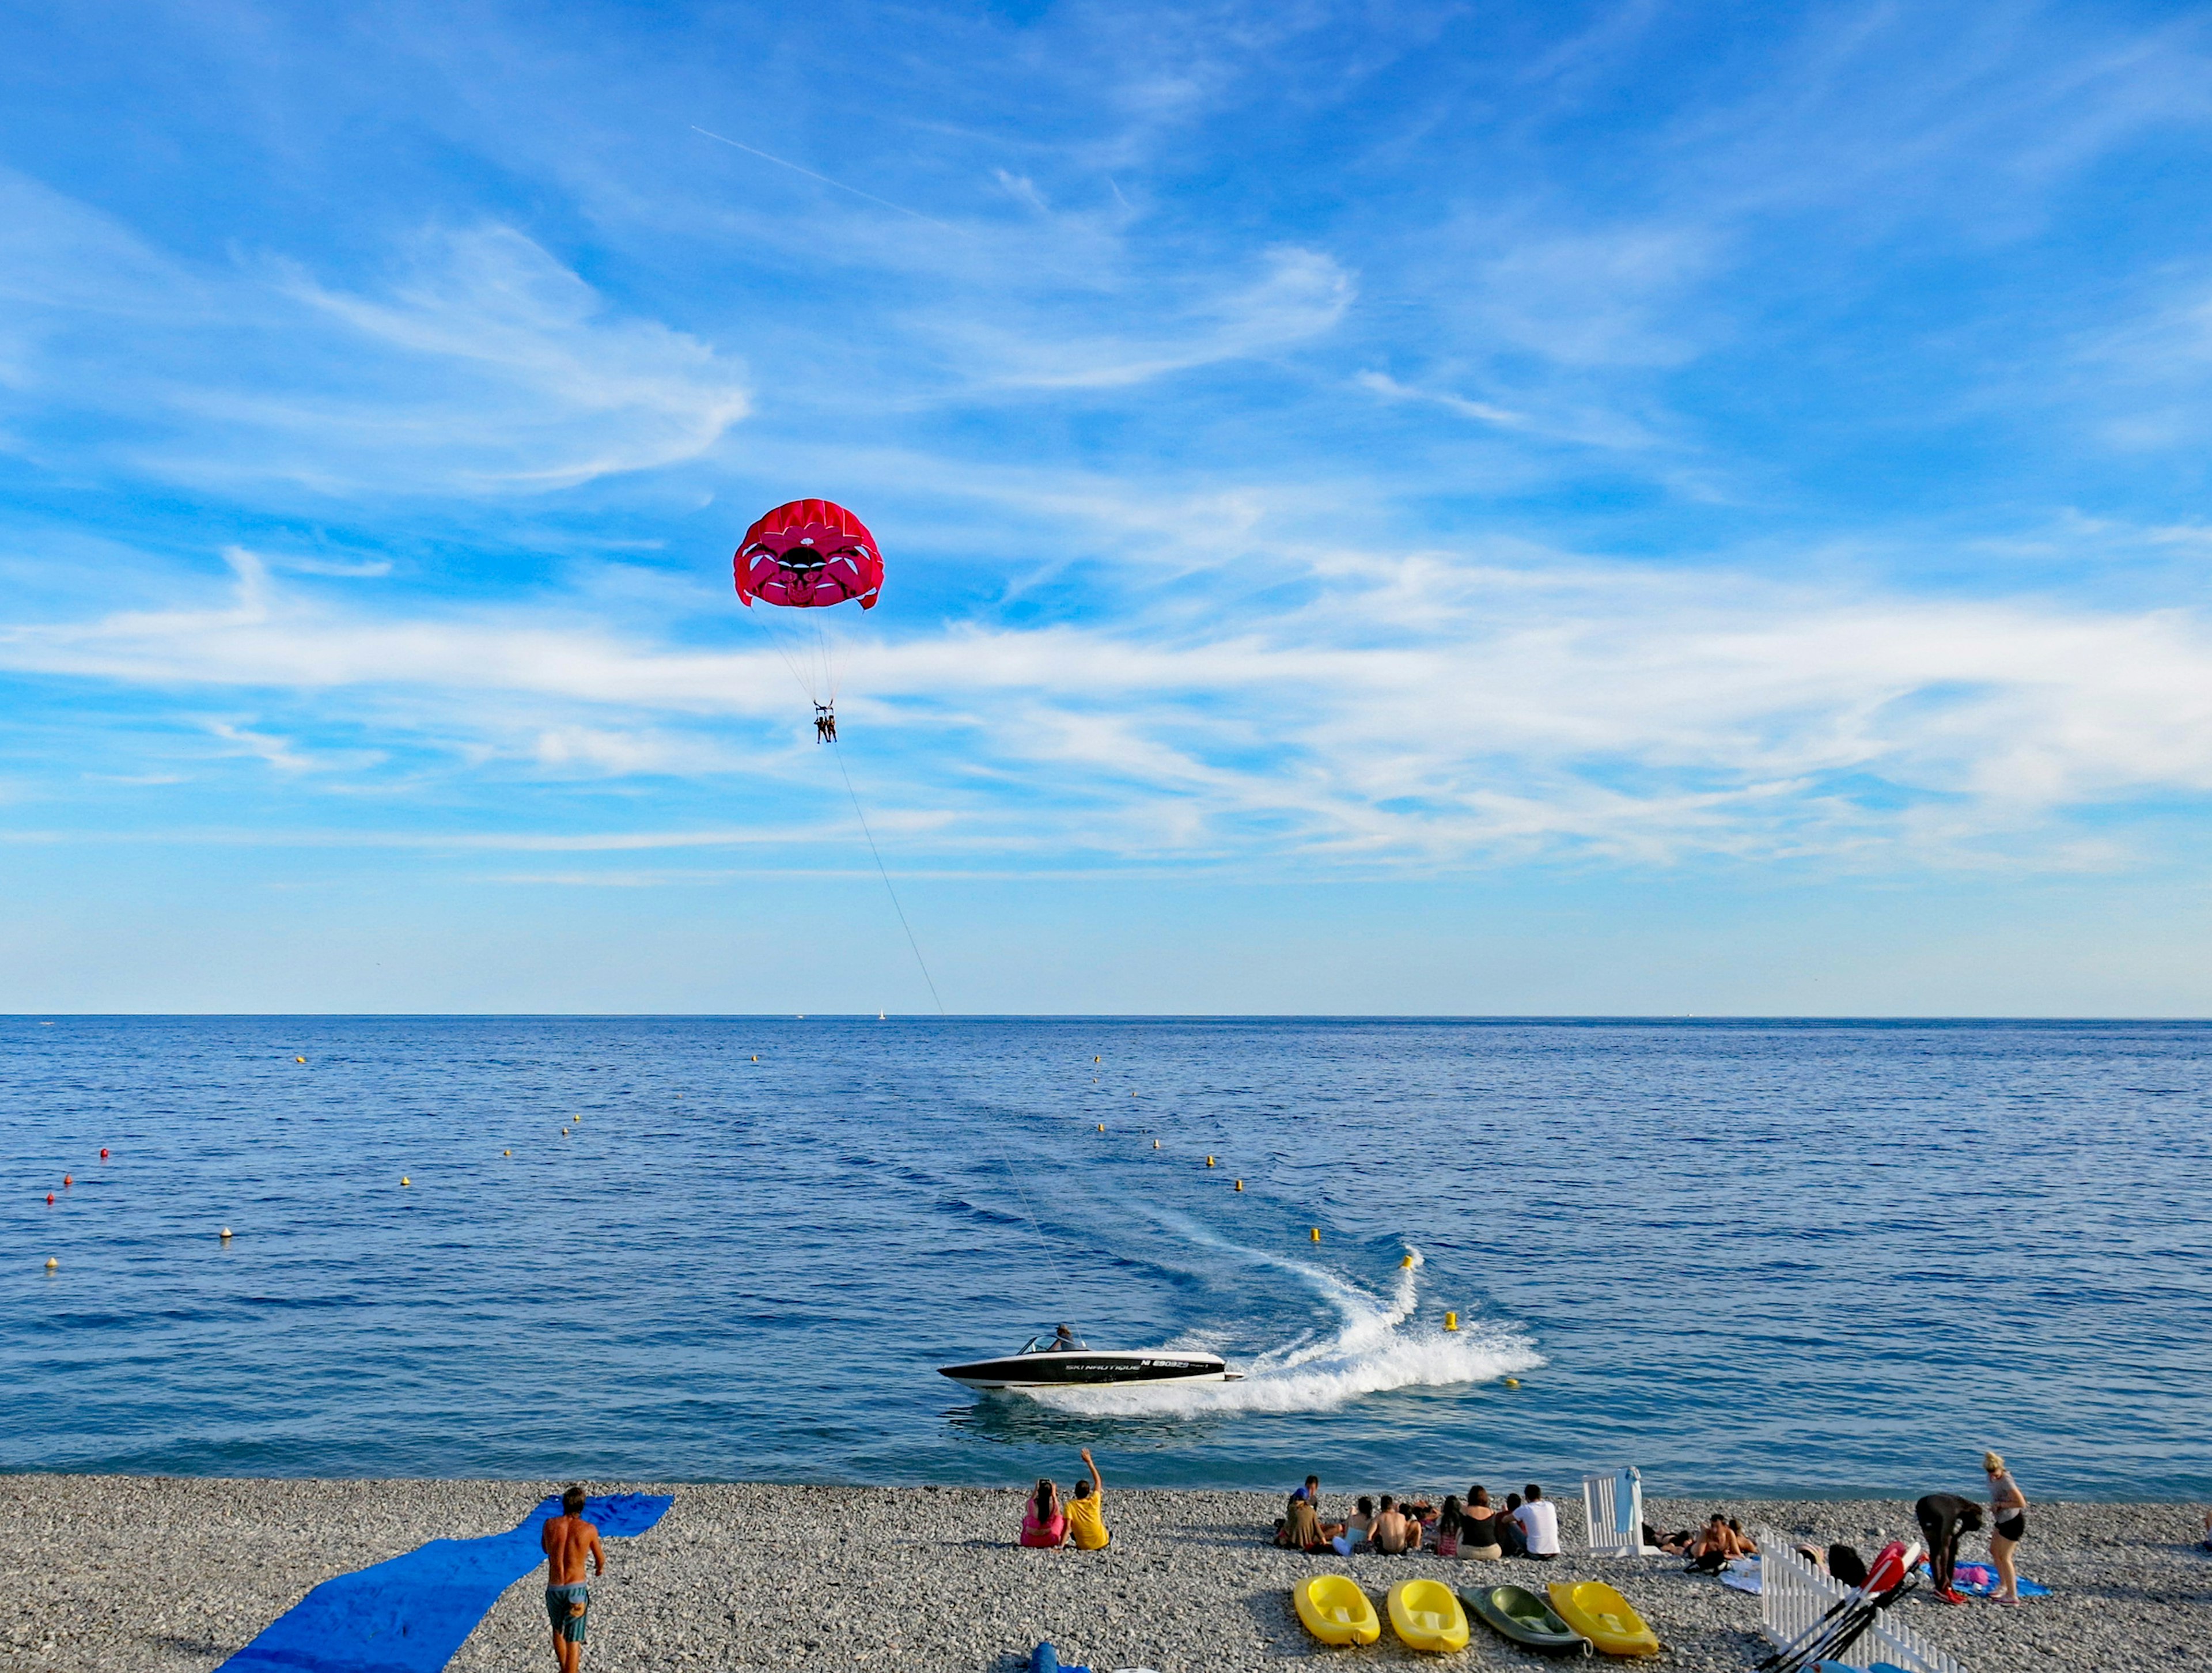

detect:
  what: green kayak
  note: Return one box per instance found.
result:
[1460,1584,1590,1656]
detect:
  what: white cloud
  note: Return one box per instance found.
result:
[942,245,1354,390]
[7,538,2212,872]
[0,173,749,495]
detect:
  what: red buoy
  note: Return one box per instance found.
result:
[62,1174,72,1188]
[100,1149,109,1159]
[46,1194,54,1205]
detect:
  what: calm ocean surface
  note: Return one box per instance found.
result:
[3,1017,2206,1498]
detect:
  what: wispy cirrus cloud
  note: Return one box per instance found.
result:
[0,172,749,495]
[7,536,2212,872]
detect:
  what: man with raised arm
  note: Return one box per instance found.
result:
[541,1486,605,1673]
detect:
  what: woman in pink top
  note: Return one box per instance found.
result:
[1021,1478,1067,1548]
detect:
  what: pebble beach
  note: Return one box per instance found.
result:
[6,1477,2207,1672]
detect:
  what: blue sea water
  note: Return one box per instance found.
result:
[3,1016,2207,1500]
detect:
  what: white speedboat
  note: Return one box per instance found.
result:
[938,1333,1241,1391]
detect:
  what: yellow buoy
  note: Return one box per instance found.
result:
[1153,1140,1160,1149]
[294,1056,306,1063]
[1096,1123,1105,1133]
[219,1228,233,1240]
[400,1175,411,1186]
[1503,1376,1520,1388]
[1310,1227,1321,1242]
[1445,1311,1459,1331]
[751,1055,758,1062]
[1094,1056,1100,1063]
[1206,1155,1215,1167]
[503,1150,511,1157]
[45,1256,59,1270]
[1402,1253,1415,1269]
[1234,1179,1243,1191]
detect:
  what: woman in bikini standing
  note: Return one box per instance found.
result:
[1984,1451,2028,1603]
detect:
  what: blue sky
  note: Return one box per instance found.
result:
[6,1,2212,1013]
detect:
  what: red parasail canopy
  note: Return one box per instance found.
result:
[733,498,882,610]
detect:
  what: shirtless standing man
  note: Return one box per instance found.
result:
[541,1486,605,1673]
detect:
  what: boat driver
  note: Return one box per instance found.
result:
[1051,1324,1082,1352]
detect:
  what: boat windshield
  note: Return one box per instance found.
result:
[1020,1333,1088,1353]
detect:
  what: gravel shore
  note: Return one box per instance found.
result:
[4,1477,2207,1672]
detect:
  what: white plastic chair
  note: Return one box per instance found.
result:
[1581,1466,1662,1555]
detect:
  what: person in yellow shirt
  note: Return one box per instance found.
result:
[1065,1448,1109,1550]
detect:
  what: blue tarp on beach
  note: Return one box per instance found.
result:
[217,1493,673,1673]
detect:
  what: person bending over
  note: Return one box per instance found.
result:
[540,1486,603,1673]
[1022,1478,1067,1549]
[1513,1483,1561,1561]
[1066,1449,1109,1551]
[1915,1492,1984,1603]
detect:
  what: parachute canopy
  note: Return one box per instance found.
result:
[733,498,882,610]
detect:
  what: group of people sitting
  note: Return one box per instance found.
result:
[1272,1476,1563,1560]
[1018,1449,1111,1551]
[1651,1512,1760,1570]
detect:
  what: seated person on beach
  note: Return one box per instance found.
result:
[1402,1494,1437,1523]
[1277,1493,1340,1552]
[1065,1449,1109,1551]
[541,1486,603,1673]
[1460,1487,1505,1557]
[1497,1494,1529,1557]
[1690,1513,1756,1561]
[1346,1496,1377,1543]
[1021,1478,1067,1549]
[1729,1518,1758,1555]
[1370,1496,1420,1555]
[1292,1474,1321,1505]
[1914,1492,1984,1602]
[1433,1496,1463,1558]
[1513,1483,1561,1561]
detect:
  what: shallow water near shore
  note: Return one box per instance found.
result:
[3,1016,2207,1497]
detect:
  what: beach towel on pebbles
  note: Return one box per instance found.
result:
[218,1492,672,1673]
[1914,1559,2051,1598]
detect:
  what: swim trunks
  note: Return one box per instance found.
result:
[545,1583,589,1642]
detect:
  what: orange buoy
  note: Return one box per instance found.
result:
[45,1193,54,1206]
[62,1174,71,1188]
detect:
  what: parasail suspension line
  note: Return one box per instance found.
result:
[830,737,943,1017]
[831,737,1080,1323]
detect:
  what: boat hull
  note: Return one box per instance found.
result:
[938,1350,1238,1390]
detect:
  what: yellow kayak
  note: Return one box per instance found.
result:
[1293,1574,1380,1646]
[1387,1578,1470,1653]
[1547,1580,1660,1657]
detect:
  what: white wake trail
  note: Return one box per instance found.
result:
[1026,1239,1543,1420]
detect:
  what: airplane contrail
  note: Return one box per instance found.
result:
[690,125,957,232]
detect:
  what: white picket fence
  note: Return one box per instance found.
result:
[1757,1534,1964,1673]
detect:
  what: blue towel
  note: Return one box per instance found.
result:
[219,1493,673,1673]
[1915,1559,2050,1598]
